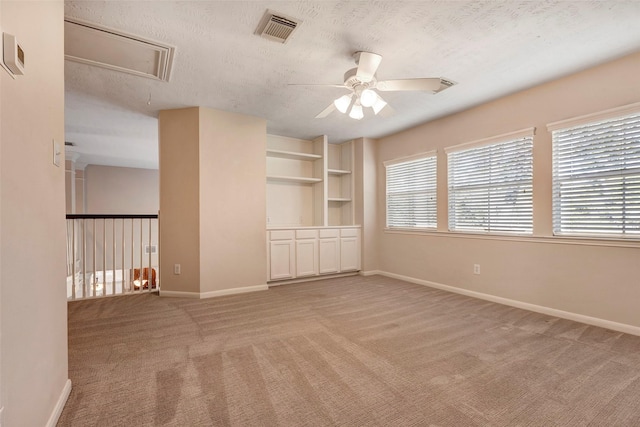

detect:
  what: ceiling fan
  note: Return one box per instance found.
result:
[308,51,455,120]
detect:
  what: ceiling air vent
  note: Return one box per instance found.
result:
[255,10,301,44]
[64,17,175,82]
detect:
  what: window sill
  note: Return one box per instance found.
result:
[383,228,640,249]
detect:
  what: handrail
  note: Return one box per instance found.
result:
[66,214,158,219]
[66,215,159,300]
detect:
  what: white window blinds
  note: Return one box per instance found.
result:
[386,154,437,229]
[552,111,640,238]
[448,136,533,234]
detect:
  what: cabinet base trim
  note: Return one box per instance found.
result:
[160,284,268,299]
[376,270,640,337]
[268,272,359,286]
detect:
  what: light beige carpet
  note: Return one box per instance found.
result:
[58,275,640,426]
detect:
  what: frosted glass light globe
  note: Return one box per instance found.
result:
[349,103,364,120]
[360,89,377,107]
[333,94,352,113]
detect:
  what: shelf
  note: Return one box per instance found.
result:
[328,197,352,202]
[267,149,322,161]
[267,175,323,184]
[328,168,352,175]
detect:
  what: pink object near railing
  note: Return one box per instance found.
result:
[66,214,159,300]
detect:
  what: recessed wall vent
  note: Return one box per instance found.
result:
[255,10,301,44]
[64,17,175,82]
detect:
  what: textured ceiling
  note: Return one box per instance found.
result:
[64,1,640,169]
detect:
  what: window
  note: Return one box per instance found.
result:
[447,131,534,234]
[385,153,437,229]
[551,109,640,238]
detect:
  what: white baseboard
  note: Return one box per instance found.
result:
[160,284,268,299]
[159,290,201,298]
[360,270,383,277]
[200,284,268,299]
[46,379,71,427]
[377,271,640,337]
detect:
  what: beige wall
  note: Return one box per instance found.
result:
[65,160,85,214]
[377,51,640,328]
[0,1,69,426]
[85,165,158,214]
[159,107,267,295]
[159,108,201,293]
[198,108,267,292]
[354,137,379,272]
[75,169,84,213]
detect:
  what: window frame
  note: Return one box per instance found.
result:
[548,103,640,239]
[384,151,438,230]
[445,128,535,235]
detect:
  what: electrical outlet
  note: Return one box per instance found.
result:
[174,264,181,275]
[473,264,480,275]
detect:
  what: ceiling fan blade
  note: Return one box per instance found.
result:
[355,51,382,82]
[377,78,444,92]
[315,103,336,119]
[378,104,395,118]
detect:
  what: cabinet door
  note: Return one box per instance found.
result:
[296,239,318,277]
[269,240,295,280]
[318,238,339,274]
[340,237,360,272]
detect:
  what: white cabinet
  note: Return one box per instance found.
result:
[269,240,295,280]
[318,229,340,274]
[295,230,318,277]
[268,227,360,282]
[269,230,295,281]
[339,228,360,272]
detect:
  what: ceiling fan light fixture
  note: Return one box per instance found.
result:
[334,94,352,114]
[349,103,364,120]
[372,96,387,115]
[359,89,377,107]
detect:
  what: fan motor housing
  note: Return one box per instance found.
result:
[343,68,376,91]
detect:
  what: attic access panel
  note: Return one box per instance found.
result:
[64,17,175,82]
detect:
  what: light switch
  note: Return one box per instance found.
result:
[3,32,25,75]
[53,139,61,167]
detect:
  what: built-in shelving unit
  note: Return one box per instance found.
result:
[266,175,323,184]
[266,149,323,161]
[327,168,351,175]
[266,137,358,282]
[327,141,354,226]
[266,135,326,227]
[266,135,354,228]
